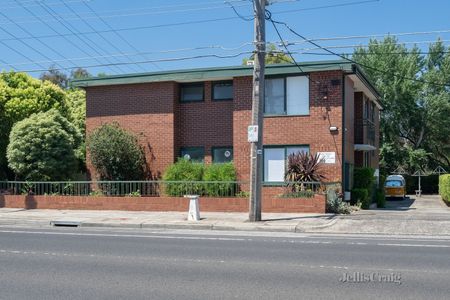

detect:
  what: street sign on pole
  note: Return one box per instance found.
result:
[248,125,259,143]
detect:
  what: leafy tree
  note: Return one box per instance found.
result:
[96,72,108,78]
[7,110,82,181]
[0,71,69,178]
[70,68,91,80]
[87,123,146,180]
[243,43,293,65]
[353,37,450,173]
[65,88,86,136]
[40,65,69,89]
[65,88,86,169]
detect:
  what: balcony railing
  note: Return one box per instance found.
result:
[355,118,376,145]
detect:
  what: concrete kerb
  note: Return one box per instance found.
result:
[294,217,339,233]
[76,216,339,233]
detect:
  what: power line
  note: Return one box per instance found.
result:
[265,10,316,83]
[295,51,450,56]
[82,1,161,71]
[266,14,450,88]
[283,29,450,45]
[18,51,254,74]
[288,40,450,52]
[4,37,449,71]
[0,10,68,70]
[37,1,127,74]
[12,0,117,74]
[0,0,383,43]
[0,11,52,70]
[2,0,89,10]
[0,1,251,26]
[271,0,380,15]
[226,0,254,21]
[2,0,376,25]
[0,42,254,68]
[60,0,143,73]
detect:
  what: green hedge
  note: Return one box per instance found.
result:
[439,174,450,204]
[353,167,375,189]
[375,188,386,208]
[351,188,370,209]
[352,167,375,208]
[202,162,237,197]
[162,159,205,196]
[162,160,238,197]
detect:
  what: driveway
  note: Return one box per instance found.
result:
[369,194,450,220]
[309,195,450,235]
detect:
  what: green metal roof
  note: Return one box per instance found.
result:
[71,60,355,86]
[71,59,380,100]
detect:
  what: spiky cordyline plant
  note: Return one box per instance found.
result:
[285,151,326,191]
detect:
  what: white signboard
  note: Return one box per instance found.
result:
[248,125,258,142]
[318,152,336,164]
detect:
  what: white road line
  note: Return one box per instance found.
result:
[1,229,450,249]
[0,229,247,241]
[377,243,450,248]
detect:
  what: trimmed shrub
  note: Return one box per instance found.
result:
[162,159,205,196]
[376,188,386,208]
[353,167,375,189]
[353,167,375,207]
[352,188,370,209]
[439,174,450,204]
[202,163,237,196]
[7,110,81,181]
[87,123,146,181]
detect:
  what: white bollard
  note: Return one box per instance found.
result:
[184,195,200,221]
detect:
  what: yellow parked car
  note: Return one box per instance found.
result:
[384,175,406,199]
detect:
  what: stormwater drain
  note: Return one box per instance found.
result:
[50,221,81,227]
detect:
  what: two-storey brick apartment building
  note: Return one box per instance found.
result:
[73,60,381,198]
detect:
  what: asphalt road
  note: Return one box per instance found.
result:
[0,227,449,300]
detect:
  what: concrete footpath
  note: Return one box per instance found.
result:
[0,195,449,235]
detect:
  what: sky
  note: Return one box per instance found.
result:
[1,0,450,77]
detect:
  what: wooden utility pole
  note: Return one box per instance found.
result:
[249,0,266,222]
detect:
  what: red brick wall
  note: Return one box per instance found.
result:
[0,192,326,213]
[232,71,345,183]
[85,82,177,179]
[174,81,234,164]
[84,71,379,187]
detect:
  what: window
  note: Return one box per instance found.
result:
[265,78,285,114]
[385,180,402,187]
[180,83,204,102]
[180,147,204,162]
[213,81,233,100]
[264,76,309,115]
[263,145,309,182]
[364,151,371,167]
[370,102,375,122]
[212,147,233,163]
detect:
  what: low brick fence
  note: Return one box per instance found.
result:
[0,187,325,213]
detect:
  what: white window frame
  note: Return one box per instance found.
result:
[264,76,309,116]
[263,145,310,183]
